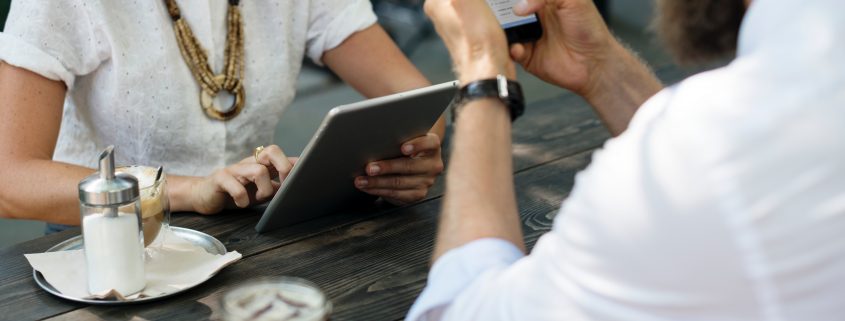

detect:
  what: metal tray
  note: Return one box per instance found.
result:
[33,227,226,305]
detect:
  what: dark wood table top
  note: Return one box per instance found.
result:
[0,66,689,321]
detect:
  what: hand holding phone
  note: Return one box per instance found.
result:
[510,0,624,97]
[485,0,543,43]
[424,0,518,83]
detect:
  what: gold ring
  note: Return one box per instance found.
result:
[253,146,265,163]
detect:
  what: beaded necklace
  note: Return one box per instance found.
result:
[164,0,245,121]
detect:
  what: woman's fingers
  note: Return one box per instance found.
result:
[366,154,444,177]
[356,133,445,205]
[212,169,250,208]
[401,133,441,157]
[242,164,275,200]
[360,188,428,206]
[195,148,293,214]
[218,163,278,206]
[260,145,294,179]
[366,134,443,176]
[356,174,436,190]
[244,144,294,180]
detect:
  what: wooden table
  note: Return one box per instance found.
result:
[0,66,689,321]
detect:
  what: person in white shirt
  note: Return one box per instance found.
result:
[0,1,445,226]
[409,0,845,320]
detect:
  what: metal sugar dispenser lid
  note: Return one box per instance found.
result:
[78,146,140,216]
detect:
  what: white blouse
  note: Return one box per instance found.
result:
[0,0,376,176]
[408,0,845,319]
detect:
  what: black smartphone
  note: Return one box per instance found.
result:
[486,0,543,44]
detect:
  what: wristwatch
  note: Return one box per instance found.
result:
[452,75,525,122]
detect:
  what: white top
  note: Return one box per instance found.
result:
[408,0,845,319]
[0,0,376,176]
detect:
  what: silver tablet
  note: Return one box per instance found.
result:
[255,81,457,233]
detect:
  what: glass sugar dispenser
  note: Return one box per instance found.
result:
[78,146,146,296]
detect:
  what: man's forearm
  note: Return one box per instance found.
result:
[433,99,524,260]
[583,41,664,136]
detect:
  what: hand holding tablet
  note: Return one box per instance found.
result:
[355,132,444,206]
[256,81,457,233]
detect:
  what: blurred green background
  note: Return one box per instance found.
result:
[1,0,9,31]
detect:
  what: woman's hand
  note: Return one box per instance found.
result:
[189,145,296,214]
[355,133,444,206]
[423,0,516,83]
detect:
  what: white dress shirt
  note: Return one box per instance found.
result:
[408,0,845,319]
[0,0,375,176]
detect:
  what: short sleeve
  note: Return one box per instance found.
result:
[305,0,377,66]
[0,0,110,88]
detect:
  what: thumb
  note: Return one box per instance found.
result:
[513,0,545,16]
[510,43,534,66]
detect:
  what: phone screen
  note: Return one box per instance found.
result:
[486,0,538,29]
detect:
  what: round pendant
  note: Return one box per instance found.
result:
[200,75,245,121]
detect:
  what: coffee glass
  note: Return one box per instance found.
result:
[115,166,170,247]
[220,277,331,321]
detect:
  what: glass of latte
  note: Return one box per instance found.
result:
[115,166,170,247]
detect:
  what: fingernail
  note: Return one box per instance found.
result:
[357,178,369,187]
[403,145,414,154]
[514,0,529,15]
[369,164,381,175]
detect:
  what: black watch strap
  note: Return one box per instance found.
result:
[454,75,525,122]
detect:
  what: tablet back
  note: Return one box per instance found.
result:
[256,81,457,232]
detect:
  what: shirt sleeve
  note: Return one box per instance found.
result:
[305,0,377,66]
[0,0,110,88]
[406,238,525,321]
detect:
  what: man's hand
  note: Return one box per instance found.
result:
[356,133,444,206]
[423,0,516,83]
[512,0,663,135]
[423,0,526,260]
[510,0,617,97]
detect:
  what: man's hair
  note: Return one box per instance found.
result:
[654,0,747,65]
